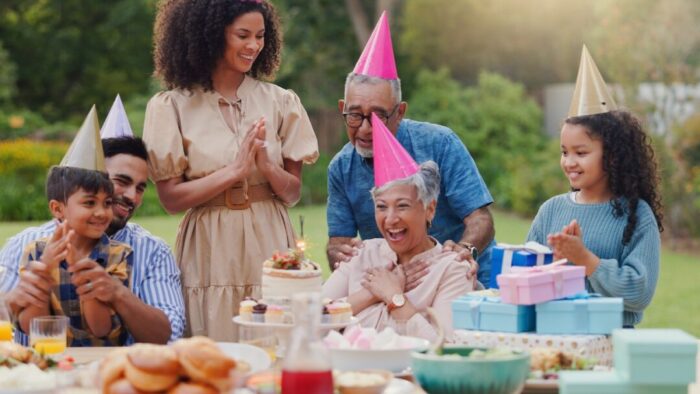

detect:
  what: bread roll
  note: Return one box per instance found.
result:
[166,382,218,394]
[107,378,149,394]
[125,344,180,392]
[173,338,236,392]
[100,348,129,392]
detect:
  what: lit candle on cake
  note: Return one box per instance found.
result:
[296,215,306,256]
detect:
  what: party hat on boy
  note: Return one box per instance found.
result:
[353,11,398,80]
[567,45,618,117]
[60,105,106,171]
[372,113,418,187]
[101,94,133,138]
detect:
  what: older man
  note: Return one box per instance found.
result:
[326,13,496,285]
[0,137,185,344]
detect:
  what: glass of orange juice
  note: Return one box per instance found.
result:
[0,298,12,342]
[30,316,68,355]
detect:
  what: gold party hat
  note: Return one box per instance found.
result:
[567,45,618,117]
[59,105,106,171]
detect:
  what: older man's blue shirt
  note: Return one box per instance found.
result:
[327,119,496,283]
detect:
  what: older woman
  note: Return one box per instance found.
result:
[322,162,473,341]
[143,0,318,341]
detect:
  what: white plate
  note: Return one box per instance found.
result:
[233,315,357,330]
[216,342,272,373]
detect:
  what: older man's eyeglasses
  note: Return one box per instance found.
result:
[342,104,399,128]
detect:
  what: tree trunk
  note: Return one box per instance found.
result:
[345,0,400,50]
[345,0,371,50]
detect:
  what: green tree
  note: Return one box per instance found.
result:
[408,68,557,213]
[399,0,601,89]
[0,0,155,122]
[0,40,15,106]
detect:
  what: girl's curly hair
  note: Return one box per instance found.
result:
[566,111,664,244]
[153,0,281,90]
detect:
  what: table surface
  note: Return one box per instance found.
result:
[66,341,700,394]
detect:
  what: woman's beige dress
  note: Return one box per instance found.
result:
[143,76,318,341]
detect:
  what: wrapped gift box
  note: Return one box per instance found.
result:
[536,294,623,335]
[489,242,553,289]
[497,262,585,305]
[452,292,535,333]
[613,328,698,385]
[453,329,613,366]
[559,371,688,394]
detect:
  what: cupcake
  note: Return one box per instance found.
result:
[239,300,257,321]
[252,303,267,323]
[327,302,352,324]
[265,305,285,324]
[321,304,331,324]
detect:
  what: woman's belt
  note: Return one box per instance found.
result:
[200,182,275,210]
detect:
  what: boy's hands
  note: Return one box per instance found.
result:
[41,222,74,269]
[69,258,124,304]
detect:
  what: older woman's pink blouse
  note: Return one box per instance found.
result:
[322,238,472,341]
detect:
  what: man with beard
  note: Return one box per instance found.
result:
[0,137,185,344]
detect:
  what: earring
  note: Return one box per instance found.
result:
[426,220,432,229]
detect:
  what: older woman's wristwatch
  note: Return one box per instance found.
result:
[387,293,406,313]
[458,241,478,260]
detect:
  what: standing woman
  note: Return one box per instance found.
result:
[144,0,318,341]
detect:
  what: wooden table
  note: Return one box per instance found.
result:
[66,347,111,365]
[67,343,700,394]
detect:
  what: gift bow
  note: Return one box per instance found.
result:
[467,295,501,329]
[498,241,553,271]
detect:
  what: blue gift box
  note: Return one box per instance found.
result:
[613,328,698,385]
[452,293,535,333]
[535,294,623,335]
[559,371,688,394]
[489,242,553,289]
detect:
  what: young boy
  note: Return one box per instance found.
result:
[16,166,132,346]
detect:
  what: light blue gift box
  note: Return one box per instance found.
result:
[613,328,698,385]
[559,371,688,394]
[535,294,623,335]
[452,293,535,333]
[489,242,553,289]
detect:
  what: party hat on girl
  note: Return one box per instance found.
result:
[353,11,398,80]
[60,105,106,171]
[101,94,133,138]
[568,45,618,117]
[372,113,418,187]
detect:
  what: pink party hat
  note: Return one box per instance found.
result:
[372,113,418,187]
[353,11,398,79]
[101,94,133,138]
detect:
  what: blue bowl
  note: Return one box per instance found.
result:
[411,346,530,394]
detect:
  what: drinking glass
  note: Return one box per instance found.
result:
[30,316,68,355]
[239,324,279,363]
[0,296,12,342]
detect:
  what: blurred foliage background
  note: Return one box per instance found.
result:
[0,0,699,245]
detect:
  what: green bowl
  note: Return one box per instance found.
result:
[411,346,530,394]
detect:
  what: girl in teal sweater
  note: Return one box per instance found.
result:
[527,110,663,327]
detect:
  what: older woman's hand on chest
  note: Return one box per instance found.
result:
[361,265,407,304]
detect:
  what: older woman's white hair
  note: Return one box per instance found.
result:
[370,161,440,208]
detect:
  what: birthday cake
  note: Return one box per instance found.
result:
[261,249,322,301]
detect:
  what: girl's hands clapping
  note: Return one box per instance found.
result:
[547,219,600,275]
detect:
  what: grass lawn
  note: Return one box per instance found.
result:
[1,205,698,336]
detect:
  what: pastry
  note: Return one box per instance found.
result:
[125,344,180,392]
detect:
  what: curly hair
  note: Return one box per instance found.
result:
[153,0,282,90]
[565,111,664,244]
